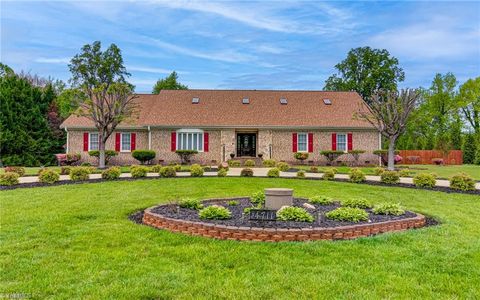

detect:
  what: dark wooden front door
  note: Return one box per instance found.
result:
[237,133,256,157]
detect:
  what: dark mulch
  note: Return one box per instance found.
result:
[148,197,419,229]
[128,210,145,224]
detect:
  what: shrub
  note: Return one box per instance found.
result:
[341,198,373,209]
[132,150,156,164]
[325,207,369,222]
[399,168,412,177]
[130,165,148,178]
[294,152,309,163]
[372,203,405,216]
[251,191,265,206]
[309,195,334,205]
[38,169,60,184]
[101,167,121,180]
[277,206,314,222]
[241,168,254,177]
[0,172,19,186]
[320,150,345,165]
[64,153,81,165]
[190,164,204,177]
[380,171,400,184]
[297,170,306,178]
[276,162,290,172]
[202,166,211,172]
[88,150,118,165]
[175,150,198,164]
[150,165,162,173]
[4,166,25,176]
[218,163,229,171]
[267,168,280,178]
[349,168,366,183]
[217,169,227,177]
[174,164,182,172]
[179,198,203,210]
[159,166,176,178]
[60,166,72,175]
[244,159,255,167]
[449,173,475,191]
[262,159,276,167]
[199,205,232,220]
[322,169,335,180]
[227,200,239,206]
[69,167,90,181]
[309,166,319,173]
[81,162,92,167]
[413,173,436,188]
[228,160,241,167]
[373,167,385,175]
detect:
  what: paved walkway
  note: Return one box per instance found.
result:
[17,168,480,190]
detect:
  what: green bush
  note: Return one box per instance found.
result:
[244,159,255,167]
[341,198,373,209]
[372,203,405,216]
[399,168,412,177]
[349,168,366,183]
[38,169,60,184]
[262,159,276,167]
[130,165,148,178]
[267,168,280,178]
[101,167,121,180]
[81,162,92,167]
[4,166,25,176]
[190,164,204,177]
[294,152,309,162]
[241,168,254,177]
[173,164,182,172]
[325,207,369,222]
[251,191,265,206]
[159,166,176,178]
[218,164,229,171]
[132,150,156,164]
[227,200,239,206]
[0,172,19,186]
[309,195,334,205]
[276,162,290,172]
[149,165,161,173]
[217,169,227,177]
[297,170,306,178]
[449,173,475,191]
[373,167,385,175]
[69,167,90,181]
[179,198,203,210]
[380,171,400,184]
[413,173,437,188]
[277,206,314,222]
[202,166,211,172]
[228,160,241,167]
[322,169,335,180]
[88,150,118,165]
[60,166,71,175]
[199,205,232,220]
[309,166,319,173]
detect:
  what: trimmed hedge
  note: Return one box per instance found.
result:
[69,167,90,181]
[217,169,227,177]
[190,164,204,177]
[413,173,436,188]
[101,167,121,180]
[450,173,475,191]
[228,160,241,167]
[380,171,400,184]
[240,168,254,177]
[130,165,149,178]
[4,166,25,176]
[159,166,176,178]
[38,169,60,184]
[244,159,255,167]
[349,168,366,183]
[296,170,306,178]
[0,172,20,186]
[276,162,290,172]
[132,150,156,164]
[262,159,276,167]
[267,168,280,178]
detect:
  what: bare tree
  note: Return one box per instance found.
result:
[356,89,420,170]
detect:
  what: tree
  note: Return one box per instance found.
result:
[69,41,137,168]
[463,134,477,164]
[356,89,420,170]
[152,71,188,94]
[458,77,480,137]
[324,47,405,102]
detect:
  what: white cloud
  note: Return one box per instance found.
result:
[35,57,70,64]
[128,65,189,75]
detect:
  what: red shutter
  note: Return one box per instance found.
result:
[347,133,353,151]
[292,133,298,152]
[171,132,176,151]
[204,132,209,152]
[131,133,136,151]
[308,133,314,153]
[331,133,337,150]
[115,133,121,151]
[83,132,89,152]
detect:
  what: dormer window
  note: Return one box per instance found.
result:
[242,98,250,104]
[192,97,200,104]
[323,98,332,105]
[280,98,287,105]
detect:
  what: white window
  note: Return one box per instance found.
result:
[177,130,203,152]
[337,133,347,152]
[297,133,308,152]
[89,133,99,151]
[121,133,131,152]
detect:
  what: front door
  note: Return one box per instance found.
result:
[237,133,256,157]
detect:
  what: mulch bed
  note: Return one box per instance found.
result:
[147,197,419,229]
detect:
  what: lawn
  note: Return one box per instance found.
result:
[1,178,479,299]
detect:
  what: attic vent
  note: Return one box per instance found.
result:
[323,98,332,105]
[280,98,287,105]
[242,97,250,104]
[192,97,199,104]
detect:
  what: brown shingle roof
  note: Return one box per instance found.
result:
[61,90,374,129]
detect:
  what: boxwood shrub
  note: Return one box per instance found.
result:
[413,173,436,188]
[296,170,306,178]
[4,166,25,176]
[217,168,227,177]
[0,172,20,186]
[372,203,405,215]
[240,168,254,177]
[322,169,335,180]
[244,159,255,167]
[150,165,162,173]
[132,150,156,164]
[325,207,369,222]
[449,173,475,191]
[276,162,290,172]
[38,169,60,184]
[159,166,176,178]
[277,206,314,222]
[309,195,334,205]
[373,167,385,175]
[380,171,400,184]
[199,205,232,220]
[309,166,319,173]
[190,164,204,177]
[228,160,241,167]
[179,198,203,210]
[130,165,148,178]
[399,168,412,177]
[101,167,121,180]
[341,198,373,209]
[267,168,280,178]
[262,159,276,167]
[60,166,72,175]
[349,168,366,183]
[69,167,90,181]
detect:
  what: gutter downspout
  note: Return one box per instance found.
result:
[378,131,382,166]
[65,127,69,153]
[148,126,151,150]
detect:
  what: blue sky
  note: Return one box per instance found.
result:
[1,1,479,93]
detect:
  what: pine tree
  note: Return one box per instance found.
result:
[462,134,476,164]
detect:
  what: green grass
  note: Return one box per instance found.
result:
[1,178,479,299]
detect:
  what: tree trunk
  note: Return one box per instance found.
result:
[387,136,397,171]
[98,131,106,169]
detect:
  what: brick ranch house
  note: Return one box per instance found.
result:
[60,90,381,165]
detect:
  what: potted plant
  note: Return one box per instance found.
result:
[229,153,235,159]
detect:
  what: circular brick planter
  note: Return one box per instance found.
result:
[142,202,426,242]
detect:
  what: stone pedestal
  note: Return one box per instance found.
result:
[265,188,293,210]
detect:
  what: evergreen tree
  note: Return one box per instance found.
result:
[462,134,476,164]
